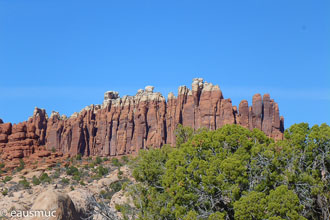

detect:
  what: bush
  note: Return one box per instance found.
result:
[1,188,8,196]
[66,166,79,176]
[99,189,113,200]
[121,156,129,163]
[73,175,81,181]
[16,159,25,172]
[76,153,82,161]
[117,169,123,179]
[32,176,41,185]
[95,156,102,165]
[39,173,51,183]
[61,177,70,185]
[111,158,122,167]
[0,163,5,169]
[109,180,127,193]
[96,165,108,177]
[52,170,60,179]
[3,176,12,183]
[18,177,30,189]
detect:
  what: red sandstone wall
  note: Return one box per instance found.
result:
[0,79,284,160]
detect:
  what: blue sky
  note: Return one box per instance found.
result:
[0,0,329,128]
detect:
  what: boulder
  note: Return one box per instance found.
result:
[30,190,80,220]
[68,189,94,218]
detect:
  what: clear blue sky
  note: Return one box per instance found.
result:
[0,0,329,128]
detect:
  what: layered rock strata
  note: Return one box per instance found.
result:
[0,79,284,160]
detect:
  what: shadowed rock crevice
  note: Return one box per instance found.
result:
[0,78,284,160]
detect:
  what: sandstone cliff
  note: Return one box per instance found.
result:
[0,78,284,160]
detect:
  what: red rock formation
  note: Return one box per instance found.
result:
[0,78,284,161]
[0,107,47,160]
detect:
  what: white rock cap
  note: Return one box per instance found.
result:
[104,91,119,101]
[145,86,154,93]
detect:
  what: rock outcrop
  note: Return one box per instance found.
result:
[0,79,284,160]
[0,108,48,160]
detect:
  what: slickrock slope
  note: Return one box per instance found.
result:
[0,78,284,160]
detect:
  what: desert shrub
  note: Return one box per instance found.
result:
[117,169,123,179]
[61,177,70,185]
[32,176,40,185]
[122,156,129,163]
[39,173,51,183]
[66,166,79,176]
[16,159,25,172]
[1,188,8,196]
[76,153,82,161]
[111,158,121,167]
[52,170,61,179]
[3,176,12,183]
[95,156,102,165]
[18,177,30,189]
[110,178,129,193]
[96,165,109,177]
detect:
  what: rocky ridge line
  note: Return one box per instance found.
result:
[0,78,284,160]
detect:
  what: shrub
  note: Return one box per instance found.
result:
[1,188,8,196]
[16,159,25,172]
[121,156,129,163]
[95,156,102,165]
[66,166,79,176]
[99,189,113,200]
[76,153,82,161]
[3,176,12,183]
[39,173,51,183]
[19,178,30,189]
[111,158,121,167]
[32,176,41,185]
[73,175,81,181]
[109,180,123,193]
[61,177,70,185]
[96,165,109,177]
[52,170,60,179]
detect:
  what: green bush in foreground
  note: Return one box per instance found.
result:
[130,123,330,220]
